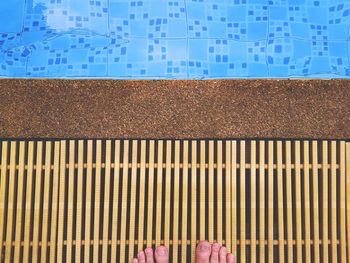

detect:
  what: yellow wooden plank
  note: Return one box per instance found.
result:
[240,140,246,263]
[146,140,155,248]
[285,141,293,263]
[322,140,329,262]
[102,140,112,262]
[259,140,265,263]
[331,141,337,263]
[137,140,146,252]
[231,141,237,256]
[217,141,223,245]
[32,141,43,263]
[23,142,34,263]
[0,141,8,259]
[181,140,189,262]
[14,142,25,262]
[200,140,206,241]
[67,140,75,263]
[84,140,93,263]
[4,141,16,262]
[303,141,311,263]
[155,140,163,248]
[173,140,180,262]
[128,140,138,261]
[345,142,350,263]
[0,141,8,262]
[277,141,284,263]
[164,140,171,249]
[250,141,257,262]
[49,142,60,262]
[75,140,84,262]
[225,141,231,253]
[339,141,346,263]
[208,140,214,243]
[294,141,302,263]
[93,140,102,263]
[191,140,197,262]
[41,141,52,263]
[267,141,274,263]
[312,140,320,263]
[111,140,121,263]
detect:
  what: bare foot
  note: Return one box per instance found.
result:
[196,241,235,263]
[133,246,169,263]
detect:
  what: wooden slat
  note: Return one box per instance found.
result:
[84,140,93,263]
[111,140,121,262]
[75,140,84,262]
[0,141,8,261]
[23,142,34,263]
[339,141,346,263]
[259,140,265,263]
[13,142,25,262]
[304,141,311,263]
[191,140,197,262]
[250,141,257,262]
[231,141,237,256]
[32,141,43,263]
[137,140,146,252]
[312,141,320,263]
[346,142,350,263]
[285,141,293,262]
[102,140,112,262]
[294,141,302,263]
[41,141,52,263]
[67,140,75,263]
[181,140,189,262]
[217,141,223,245]
[146,140,155,248]
[164,140,171,249]
[267,141,274,263]
[208,141,214,243]
[155,140,163,248]
[128,140,138,261]
[173,140,180,262]
[200,140,206,241]
[93,140,102,263]
[57,141,66,263]
[240,140,246,263]
[331,141,337,262]
[322,140,329,262]
[225,141,231,253]
[277,141,284,263]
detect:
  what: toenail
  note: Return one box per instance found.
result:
[227,254,235,260]
[156,246,166,256]
[220,247,227,253]
[145,248,153,255]
[138,252,145,258]
[212,243,220,252]
[133,259,138,263]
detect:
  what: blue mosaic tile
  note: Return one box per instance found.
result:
[0,0,349,78]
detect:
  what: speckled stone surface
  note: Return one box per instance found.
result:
[0,79,349,139]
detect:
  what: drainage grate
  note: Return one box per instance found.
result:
[0,139,349,262]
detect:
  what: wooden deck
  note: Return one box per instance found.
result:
[0,139,349,262]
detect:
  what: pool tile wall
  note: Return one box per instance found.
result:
[0,0,349,79]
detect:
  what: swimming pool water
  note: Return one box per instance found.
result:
[0,0,349,79]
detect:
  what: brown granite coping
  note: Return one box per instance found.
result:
[0,79,349,139]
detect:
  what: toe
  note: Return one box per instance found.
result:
[133,259,139,263]
[196,241,212,263]
[138,251,146,263]
[210,243,220,263]
[227,253,235,263]
[219,247,227,263]
[144,248,154,263]
[154,246,169,263]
